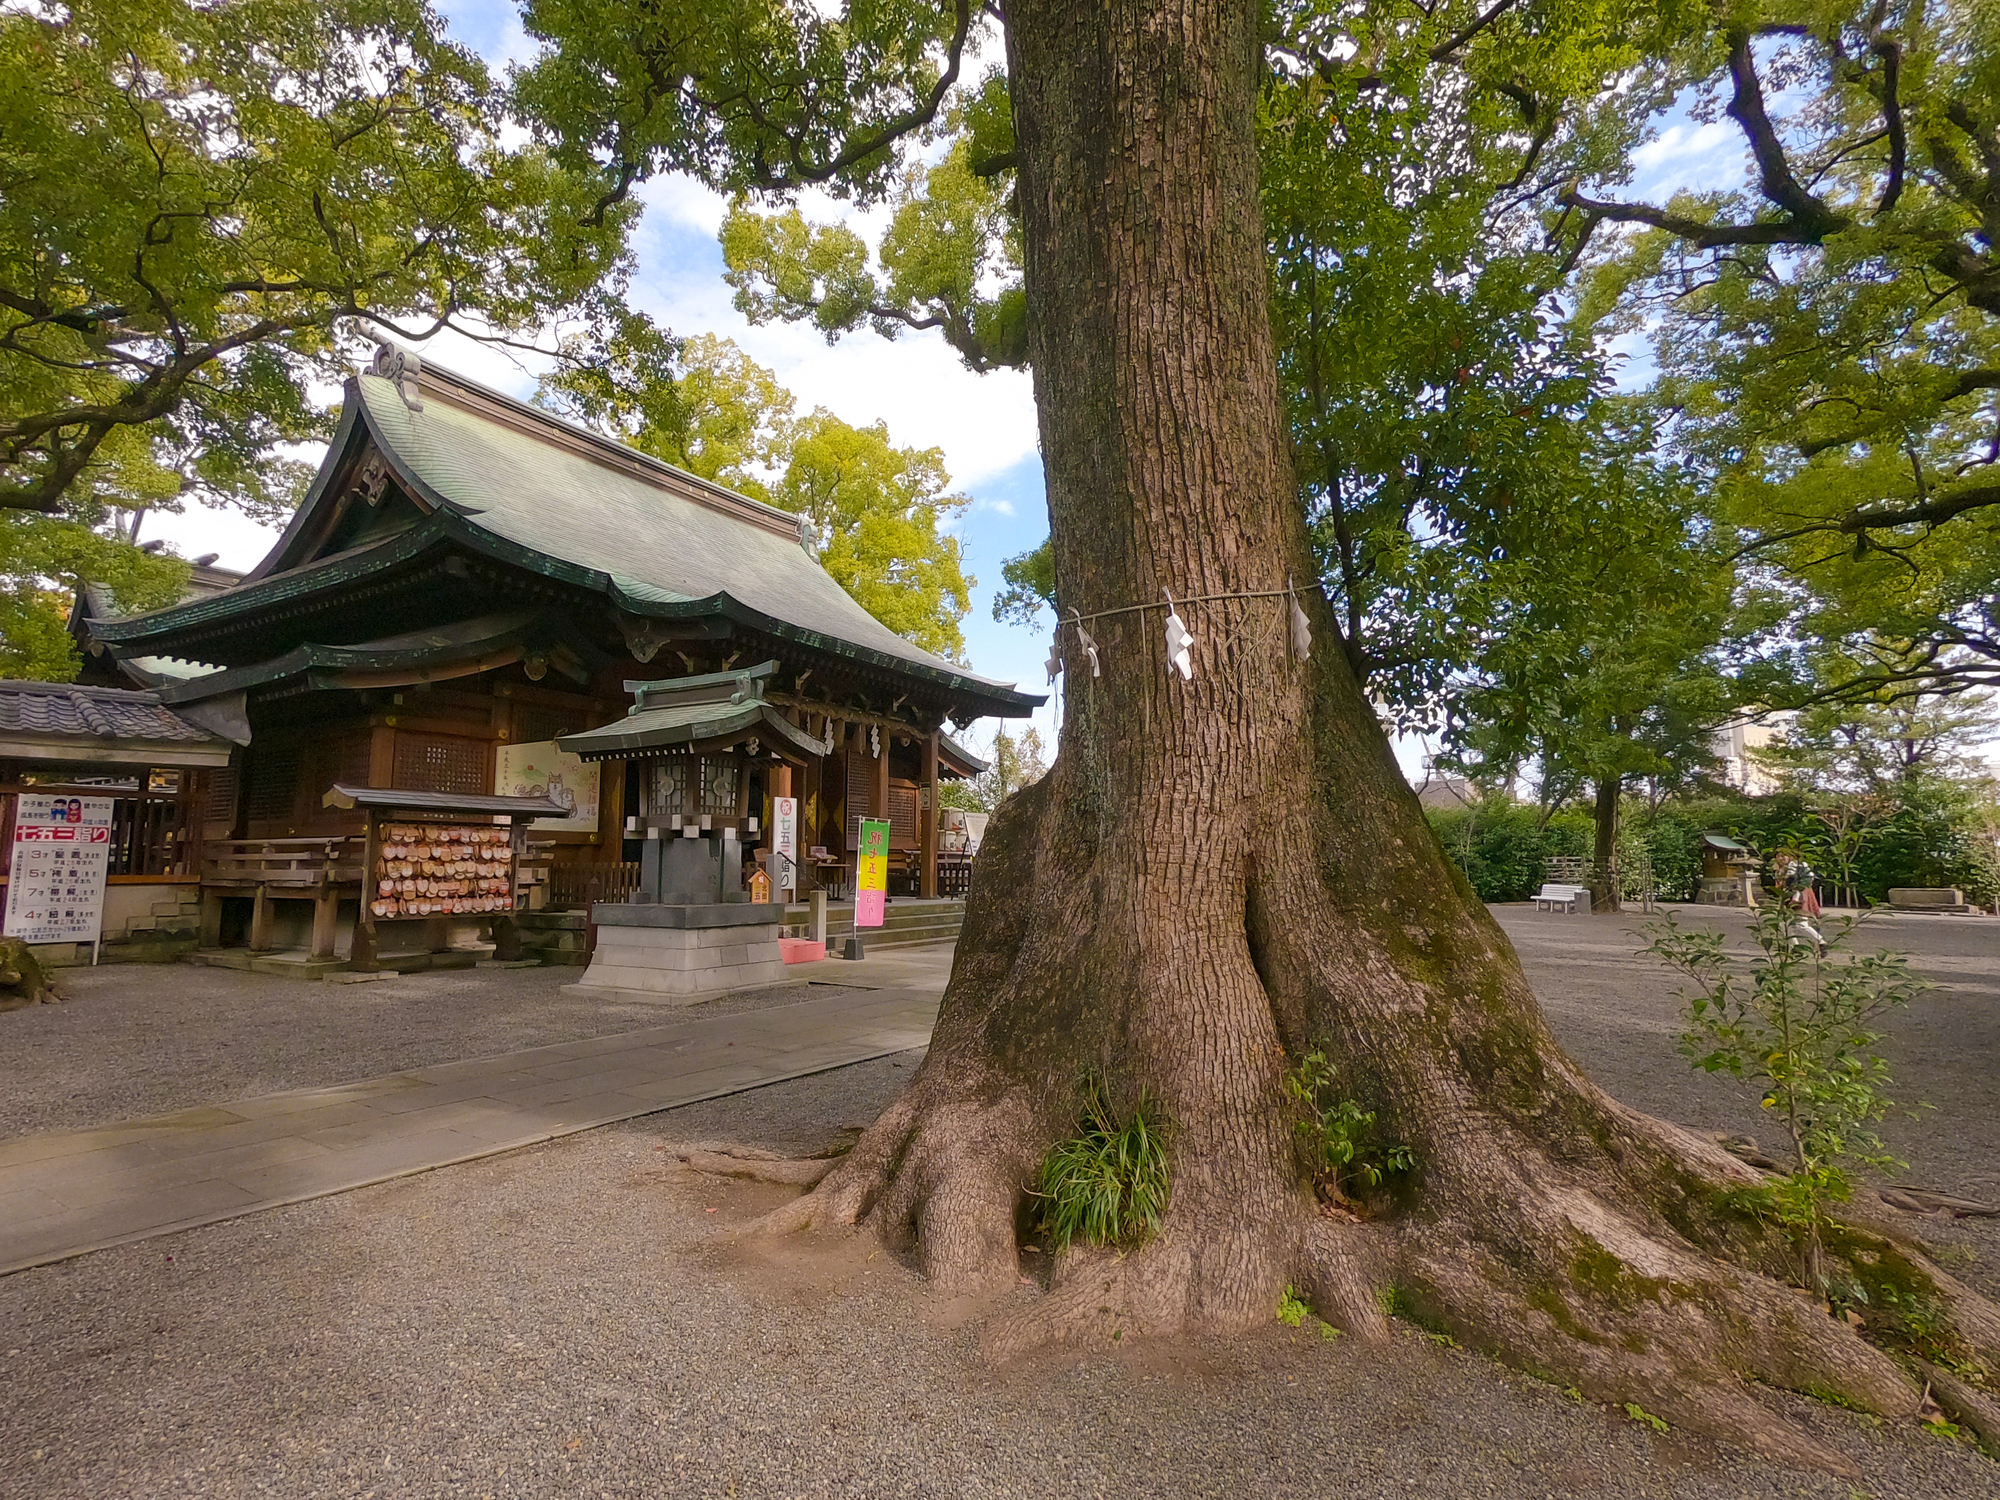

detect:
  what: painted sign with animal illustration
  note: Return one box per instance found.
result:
[494,741,599,834]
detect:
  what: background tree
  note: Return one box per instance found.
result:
[0,517,185,679]
[1444,442,1743,908]
[0,0,642,676]
[1568,3,2000,700]
[1763,689,2000,799]
[519,0,2000,1463]
[542,334,974,658]
[938,725,1049,813]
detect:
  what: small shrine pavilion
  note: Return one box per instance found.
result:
[70,348,1036,959]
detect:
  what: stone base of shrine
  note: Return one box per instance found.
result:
[566,900,788,1003]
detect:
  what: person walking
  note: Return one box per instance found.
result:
[1772,851,1827,958]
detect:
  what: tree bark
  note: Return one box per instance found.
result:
[755,0,1999,1469]
[1591,775,1621,913]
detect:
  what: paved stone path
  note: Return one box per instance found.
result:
[0,961,945,1276]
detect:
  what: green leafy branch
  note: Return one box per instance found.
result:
[1283,1048,1415,1208]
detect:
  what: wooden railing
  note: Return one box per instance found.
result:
[544,861,641,909]
[4,781,206,881]
[203,836,366,888]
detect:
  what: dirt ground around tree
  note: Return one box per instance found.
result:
[0,905,1995,1498]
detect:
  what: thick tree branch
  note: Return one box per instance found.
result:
[1553,190,1807,249]
[1798,368,2000,458]
[1428,0,1522,61]
[1722,30,1847,237]
[1727,481,2000,563]
[1871,39,1906,213]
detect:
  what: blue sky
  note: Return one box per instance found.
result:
[148,6,1750,766]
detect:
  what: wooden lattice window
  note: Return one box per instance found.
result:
[845,742,873,818]
[243,750,297,823]
[392,733,487,795]
[889,783,918,848]
[205,763,240,826]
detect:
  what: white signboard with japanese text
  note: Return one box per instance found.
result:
[5,794,114,945]
[773,796,798,897]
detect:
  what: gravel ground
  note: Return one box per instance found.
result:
[0,965,873,1138]
[0,906,1995,1497]
[1499,903,2000,1296]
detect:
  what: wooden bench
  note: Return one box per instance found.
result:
[1532,883,1590,913]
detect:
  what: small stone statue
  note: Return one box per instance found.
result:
[0,937,60,1012]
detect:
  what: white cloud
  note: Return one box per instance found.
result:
[1630,121,1745,199]
[636,175,732,239]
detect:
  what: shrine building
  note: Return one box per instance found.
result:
[57,349,1036,965]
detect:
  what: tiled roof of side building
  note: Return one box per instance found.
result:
[0,680,223,744]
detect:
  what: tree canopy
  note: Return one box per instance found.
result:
[1569,3,2000,700]
[0,0,646,676]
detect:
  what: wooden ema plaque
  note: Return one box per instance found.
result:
[369,822,516,920]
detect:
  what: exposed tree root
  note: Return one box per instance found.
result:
[675,1145,837,1187]
[710,641,2000,1478]
[730,1056,2000,1475]
[1920,1360,2000,1457]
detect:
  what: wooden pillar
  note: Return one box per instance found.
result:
[352,812,381,972]
[309,885,339,961]
[248,882,274,952]
[597,756,626,864]
[198,890,223,950]
[368,724,395,787]
[182,767,210,879]
[921,731,939,899]
[493,819,525,960]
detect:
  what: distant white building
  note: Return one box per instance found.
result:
[1710,717,1786,795]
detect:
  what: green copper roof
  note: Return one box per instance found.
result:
[354,373,1023,701]
[556,700,827,763]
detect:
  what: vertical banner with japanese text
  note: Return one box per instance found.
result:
[773,797,798,898]
[855,817,890,927]
[4,793,114,945]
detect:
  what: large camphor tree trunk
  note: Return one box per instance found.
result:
[754,0,2000,1467]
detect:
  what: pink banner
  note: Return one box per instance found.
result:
[855,888,885,927]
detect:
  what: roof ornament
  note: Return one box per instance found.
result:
[362,330,425,412]
[353,450,392,507]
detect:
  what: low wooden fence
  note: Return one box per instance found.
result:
[543,861,641,910]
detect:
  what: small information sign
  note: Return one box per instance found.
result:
[4,793,114,946]
[855,817,891,927]
[774,796,798,898]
